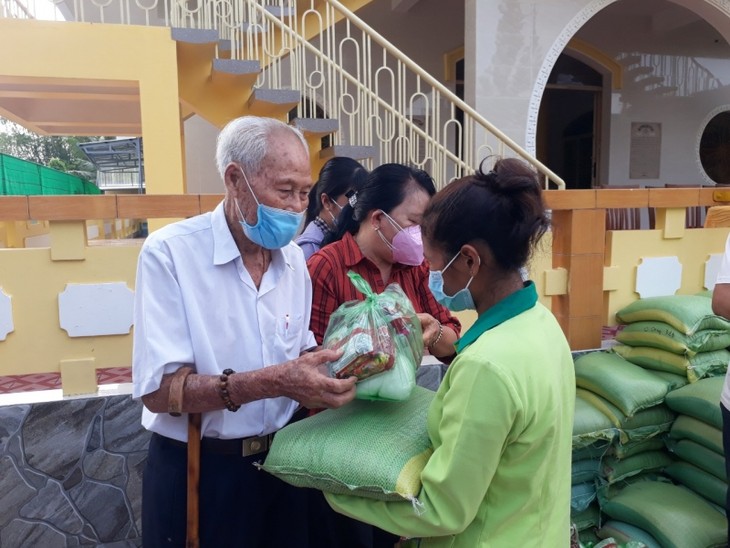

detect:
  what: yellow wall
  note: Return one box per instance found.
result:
[605,227,729,324]
[0,19,184,195]
[0,224,141,394]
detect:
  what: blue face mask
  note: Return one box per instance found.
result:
[234,168,304,250]
[428,251,477,311]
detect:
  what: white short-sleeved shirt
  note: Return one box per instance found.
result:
[132,201,317,442]
[717,234,730,409]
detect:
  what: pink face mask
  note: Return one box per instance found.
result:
[380,211,424,266]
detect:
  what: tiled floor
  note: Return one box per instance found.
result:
[0,367,132,394]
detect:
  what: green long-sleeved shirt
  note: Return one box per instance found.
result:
[327,283,575,547]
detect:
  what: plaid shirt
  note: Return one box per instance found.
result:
[307,231,461,345]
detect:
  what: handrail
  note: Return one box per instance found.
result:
[323,0,564,189]
[235,0,564,188]
[0,0,34,19]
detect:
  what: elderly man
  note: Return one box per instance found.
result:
[133,116,357,547]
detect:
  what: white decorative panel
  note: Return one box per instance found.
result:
[705,253,723,290]
[86,225,99,240]
[104,222,112,235]
[115,219,122,230]
[0,288,14,341]
[58,282,134,337]
[636,256,682,298]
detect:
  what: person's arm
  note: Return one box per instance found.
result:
[141,349,356,414]
[134,243,356,415]
[326,355,517,538]
[417,312,459,359]
[712,283,730,319]
[713,234,730,319]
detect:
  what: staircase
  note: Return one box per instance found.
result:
[0,0,565,189]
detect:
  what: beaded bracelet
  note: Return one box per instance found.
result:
[218,368,241,412]
[429,321,444,349]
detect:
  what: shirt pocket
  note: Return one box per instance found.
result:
[275,313,304,357]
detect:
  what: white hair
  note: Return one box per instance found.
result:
[215,116,308,180]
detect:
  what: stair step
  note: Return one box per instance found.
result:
[247,88,301,117]
[265,5,296,17]
[625,65,653,76]
[171,27,219,45]
[637,75,663,85]
[291,118,339,137]
[320,145,376,161]
[652,85,678,95]
[211,59,261,87]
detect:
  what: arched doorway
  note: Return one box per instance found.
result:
[537,55,603,189]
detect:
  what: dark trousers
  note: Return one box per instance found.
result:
[308,489,399,548]
[142,433,312,547]
[722,403,730,540]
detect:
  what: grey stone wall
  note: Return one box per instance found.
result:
[0,395,149,547]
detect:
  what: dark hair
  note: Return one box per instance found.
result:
[324,163,437,245]
[304,157,368,225]
[421,158,549,271]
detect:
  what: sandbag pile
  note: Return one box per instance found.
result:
[613,295,730,383]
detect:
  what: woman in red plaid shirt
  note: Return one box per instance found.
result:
[308,163,461,366]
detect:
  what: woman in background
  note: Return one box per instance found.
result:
[308,163,460,361]
[295,156,367,259]
[325,158,576,547]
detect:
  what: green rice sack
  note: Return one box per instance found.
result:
[669,415,724,454]
[667,438,726,481]
[664,377,724,429]
[261,386,434,502]
[599,480,727,548]
[648,370,689,391]
[601,451,673,484]
[612,345,729,383]
[572,392,618,449]
[664,461,728,507]
[574,352,669,417]
[615,321,730,356]
[615,295,730,335]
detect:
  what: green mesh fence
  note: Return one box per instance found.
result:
[0,153,101,195]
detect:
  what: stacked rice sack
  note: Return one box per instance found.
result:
[572,351,674,546]
[573,352,727,548]
[663,377,728,512]
[612,295,730,383]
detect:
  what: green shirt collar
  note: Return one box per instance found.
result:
[454,281,538,353]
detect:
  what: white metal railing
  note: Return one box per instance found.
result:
[2,0,565,188]
[0,0,34,18]
[618,52,722,98]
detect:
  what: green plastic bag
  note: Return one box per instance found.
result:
[322,271,423,401]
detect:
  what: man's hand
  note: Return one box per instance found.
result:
[263,348,357,409]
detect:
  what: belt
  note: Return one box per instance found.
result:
[156,432,274,457]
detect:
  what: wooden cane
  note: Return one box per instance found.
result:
[186,412,202,548]
[167,366,200,548]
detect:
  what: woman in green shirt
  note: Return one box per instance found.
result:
[326,158,576,547]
